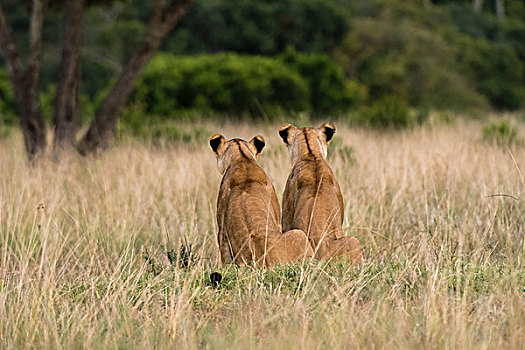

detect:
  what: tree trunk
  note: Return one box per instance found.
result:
[0,1,47,160]
[77,0,194,155]
[54,0,85,149]
[495,0,505,19]
[473,0,483,13]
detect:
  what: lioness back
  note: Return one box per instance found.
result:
[289,159,343,237]
[279,123,362,263]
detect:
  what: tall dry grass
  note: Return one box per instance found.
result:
[0,120,524,349]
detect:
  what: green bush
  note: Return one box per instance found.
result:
[128,51,363,120]
[279,48,363,115]
[482,119,521,147]
[358,97,424,129]
[130,53,311,118]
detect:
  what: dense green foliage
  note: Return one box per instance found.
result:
[1,0,525,129]
[279,48,365,115]
[334,16,489,112]
[127,51,358,119]
[165,0,349,55]
[129,53,309,118]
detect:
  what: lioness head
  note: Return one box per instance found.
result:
[209,134,266,174]
[279,122,336,162]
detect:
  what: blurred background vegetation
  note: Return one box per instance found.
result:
[1,0,525,136]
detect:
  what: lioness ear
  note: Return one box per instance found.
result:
[279,123,297,145]
[209,134,226,156]
[319,122,336,144]
[249,135,266,157]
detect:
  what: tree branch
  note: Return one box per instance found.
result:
[77,0,195,154]
[164,0,194,27]
[152,0,167,25]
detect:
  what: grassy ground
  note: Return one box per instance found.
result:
[0,120,524,349]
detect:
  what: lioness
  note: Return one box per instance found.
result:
[278,123,363,263]
[210,133,313,267]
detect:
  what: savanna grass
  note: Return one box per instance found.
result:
[0,120,524,349]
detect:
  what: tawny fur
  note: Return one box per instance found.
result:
[279,123,363,263]
[210,134,313,267]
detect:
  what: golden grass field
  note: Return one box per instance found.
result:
[0,119,524,349]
